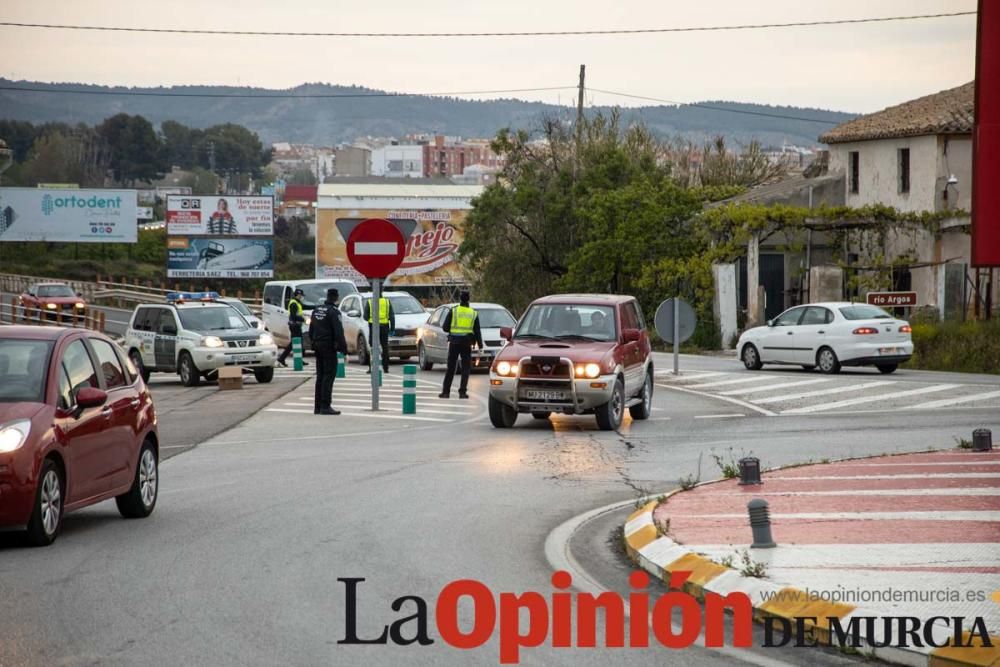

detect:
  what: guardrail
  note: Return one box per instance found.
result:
[0,297,106,333]
[0,273,264,310]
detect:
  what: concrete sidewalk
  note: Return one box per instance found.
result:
[626,448,1000,666]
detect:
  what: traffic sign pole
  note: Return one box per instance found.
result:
[673,297,680,375]
[371,277,381,411]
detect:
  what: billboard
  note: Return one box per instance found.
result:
[166,195,273,236]
[166,237,274,278]
[972,0,1000,266]
[0,187,138,243]
[316,208,466,286]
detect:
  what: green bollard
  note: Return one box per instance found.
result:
[402,365,417,414]
[292,337,304,371]
[378,368,383,387]
[337,352,346,378]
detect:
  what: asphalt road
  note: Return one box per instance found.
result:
[1,353,996,666]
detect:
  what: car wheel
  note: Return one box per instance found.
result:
[595,378,625,431]
[116,440,158,519]
[356,335,369,365]
[178,352,200,386]
[629,370,654,420]
[876,363,898,374]
[254,367,274,383]
[26,459,63,547]
[129,349,151,383]
[531,411,551,420]
[742,343,763,370]
[488,395,518,428]
[817,347,841,374]
[418,343,434,371]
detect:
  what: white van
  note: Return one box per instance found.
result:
[261,279,359,349]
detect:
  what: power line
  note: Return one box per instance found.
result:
[589,88,844,125]
[0,84,576,99]
[0,11,975,38]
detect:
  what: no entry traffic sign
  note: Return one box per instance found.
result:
[345,218,405,278]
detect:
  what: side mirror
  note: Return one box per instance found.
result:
[163,325,178,336]
[766,319,775,327]
[76,386,108,409]
[622,328,641,343]
[348,309,361,318]
[499,327,513,341]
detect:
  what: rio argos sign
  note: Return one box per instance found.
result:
[0,187,138,243]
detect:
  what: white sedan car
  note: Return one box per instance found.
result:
[737,302,913,374]
[416,302,516,371]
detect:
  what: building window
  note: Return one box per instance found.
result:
[898,148,910,194]
[848,151,860,194]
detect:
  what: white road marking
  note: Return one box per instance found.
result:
[694,414,746,419]
[905,389,1000,410]
[682,511,1000,522]
[264,408,450,422]
[754,380,897,404]
[718,378,829,396]
[657,382,777,417]
[687,375,782,389]
[659,371,725,381]
[781,383,958,414]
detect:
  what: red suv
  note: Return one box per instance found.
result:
[0,326,159,546]
[19,282,87,322]
[489,294,654,430]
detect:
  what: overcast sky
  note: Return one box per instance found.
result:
[0,0,977,114]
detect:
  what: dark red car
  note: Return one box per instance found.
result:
[488,294,654,430]
[0,326,159,546]
[19,282,87,322]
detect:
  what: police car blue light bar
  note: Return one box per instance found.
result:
[166,291,220,302]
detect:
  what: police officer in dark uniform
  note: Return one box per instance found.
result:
[308,288,348,415]
[439,290,483,400]
[277,288,307,367]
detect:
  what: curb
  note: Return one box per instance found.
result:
[623,496,1000,667]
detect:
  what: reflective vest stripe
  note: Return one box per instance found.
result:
[367,298,390,324]
[451,305,476,335]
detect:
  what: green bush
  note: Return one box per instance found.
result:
[905,319,1000,374]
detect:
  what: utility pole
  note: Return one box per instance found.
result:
[576,64,586,151]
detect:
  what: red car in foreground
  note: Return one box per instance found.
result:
[0,326,159,546]
[19,282,87,322]
[488,294,654,431]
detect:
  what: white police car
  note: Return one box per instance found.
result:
[124,292,278,386]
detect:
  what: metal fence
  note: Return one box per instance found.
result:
[0,297,106,332]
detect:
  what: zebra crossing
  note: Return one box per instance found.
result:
[264,372,483,423]
[656,369,1000,416]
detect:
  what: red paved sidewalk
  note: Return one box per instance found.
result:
[653,449,1000,634]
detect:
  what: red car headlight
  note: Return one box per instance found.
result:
[0,420,31,453]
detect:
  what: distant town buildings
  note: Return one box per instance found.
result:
[270,143,335,182]
[332,145,372,178]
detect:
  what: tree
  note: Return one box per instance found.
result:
[698,136,789,188]
[160,120,200,169]
[97,113,167,185]
[194,123,267,176]
[288,166,317,185]
[178,167,220,195]
[21,128,108,187]
[461,111,704,314]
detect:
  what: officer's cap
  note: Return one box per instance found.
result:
[293,288,304,296]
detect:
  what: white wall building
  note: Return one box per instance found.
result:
[371,144,424,178]
[820,81,994,317]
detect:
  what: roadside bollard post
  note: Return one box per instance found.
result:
[98,311,106,333]
[337,352,346,378]
[973,428,993,451]
[402,365,417,414]
[292,336,304,371]
[748,499,776,549]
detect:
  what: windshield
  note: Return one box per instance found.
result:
[515,304,617,342]
[225,300,253,317]
[298,282,356,309]
[177,306,250,332]
[839,305,893,320]
[477,308,516,329]
[388,295,424,315]
[37,285,75,298]
[0,339,52,403]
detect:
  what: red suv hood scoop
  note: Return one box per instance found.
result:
[538,343,571,348]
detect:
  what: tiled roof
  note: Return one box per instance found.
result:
[819,82,973,144]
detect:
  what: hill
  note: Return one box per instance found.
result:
[0,79,855,147]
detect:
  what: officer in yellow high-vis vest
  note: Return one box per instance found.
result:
[363,294,395,374]
[439,290,483,399]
